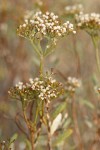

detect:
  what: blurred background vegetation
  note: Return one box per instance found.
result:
[0,0,100,149]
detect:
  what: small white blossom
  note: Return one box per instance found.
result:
[65,76,81,93]
[76,13,100,31]
[65,4,84,15]
[17,11,76,39]
[10,74,63,102]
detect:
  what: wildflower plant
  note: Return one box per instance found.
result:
[8,10,76,150]
[17,11,76,74]
[76,13,100,75]
[65,76,81,96]
[9,72,64,150]
[2,2,100,150]
[65,4,83,18]
[75,10,100,150]
[9,74,63,106]
[63,4,84,24]
[76,13,100,36]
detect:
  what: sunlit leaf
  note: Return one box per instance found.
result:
[51,113,62,135]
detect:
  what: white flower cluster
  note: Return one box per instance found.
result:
[76,13,100,30]
[65,4,83,15]
[14,76,63,101]
[15,82,25,90]
[65,77,81,93]
[17,11,76,39]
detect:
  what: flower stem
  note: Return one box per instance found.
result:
[23,108,35,150]
[30,129,35,150]
[72,96,84,150]
[72,35,81,77]
[92,36,100,75]
[40,55,44,75]
[45,100,52,150]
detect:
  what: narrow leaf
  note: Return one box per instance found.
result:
[9,133,18,144]
[51,113,62,135]
[80,99,95,109]
[53,129,72,146]
[52,102,67,120]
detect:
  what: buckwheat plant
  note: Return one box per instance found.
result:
[63,4,84,23]
[17,11,76,74]
[65,4,83,16]
[76,13,100,75]
[65,76,81,96]
[63,76,83,150]
[9,11,76,150]
[9,73,63,150]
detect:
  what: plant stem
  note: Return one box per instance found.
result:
[40,55,44,75]
[30,129,35,150]
[31,41,41,57]
[45,100,52,150]
[92,36,100,76]
[15,113,29,140]
[72,35,81,77]
[72,96,84,150]
[23,108,35,150]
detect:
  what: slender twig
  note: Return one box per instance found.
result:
[23,108,35,150]
[45,100,52,150]
[92,36,100,75]
[40,55,44,75]
[31,40,41,57]
[72,35,81,77]
[34,120,42,146]
[72,96,84,150]
[30,101,34,121]
[15,113,29,140]
[34,101,44,146]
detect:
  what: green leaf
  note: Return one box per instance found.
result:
[9,133,18,144]
[63,118,72,128]
[25,139,31,150]
[8,133,18,148]
[53,129,72,146]
[52,102,67,120]
[80,99,95,109]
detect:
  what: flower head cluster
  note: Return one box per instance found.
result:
[9,75,64,103]
[76,13,100,34]
[65,77,81,93]
[65,4,83,15]
[17,11,76,41]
